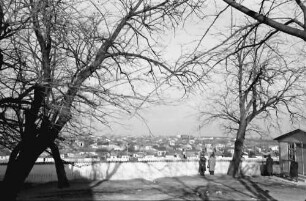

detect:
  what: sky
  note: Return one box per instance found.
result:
[94,7,226,138]
[89,1,306,139]
[107,97,223,137]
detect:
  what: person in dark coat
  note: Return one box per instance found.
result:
[266,154,273,176]
[290,160,299,182]
[199,149,207,176]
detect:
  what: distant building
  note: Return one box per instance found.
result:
[205,144,212,149]
[180,135,191,140]
[215,143,225,150]
[76,140,85,147]
[184,144,192,150]
[67,153,75,157]
[97,141,109,149]
[199,137,213,140]
[121,155,130,160]
[133,152,145,158]
[144,145,154,150]
[157,150,166,156]
[90,143,98,149]
[169,140,176,146]
[133,144,140,151]
[97,141,123,151]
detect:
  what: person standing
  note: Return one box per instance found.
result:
[290,160,299,182]
[199,149,207,176]
[208,152,216,175]
[266,154,273,176]
[182,148,187,159]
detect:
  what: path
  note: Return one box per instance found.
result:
[17,175,306,200]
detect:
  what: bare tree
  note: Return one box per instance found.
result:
[0,0,72,189]
[0,0,204,200]
[221,1,306,41]
[199,27,306,176]
[187,0,306,177]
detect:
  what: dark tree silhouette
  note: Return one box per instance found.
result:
[0,1,203,200]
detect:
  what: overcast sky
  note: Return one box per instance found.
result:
[97,13,225,137]
[89,2,306,139]
[108,97,223,137]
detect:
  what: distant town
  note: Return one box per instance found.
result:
[0,135,279,163]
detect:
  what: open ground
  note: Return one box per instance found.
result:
[16,175,306,201]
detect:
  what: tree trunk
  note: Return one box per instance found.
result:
[0,85,67,200]
[227,122,247,177]
[50,143,70,188]
[4,142,22,180]
[1,135,53,201]
[227,138,245,177]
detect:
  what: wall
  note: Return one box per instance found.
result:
[0,159,279,183]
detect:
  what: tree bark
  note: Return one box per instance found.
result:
[227,122,247,177]
[227,137,245,177]
[222,0,306,41]
[1,138,68,200]
[4,142,22,180]
[1,117,57,200]
[1,138,50,201]
[50,142,70,188]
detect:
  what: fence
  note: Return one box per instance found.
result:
[0,158,280,183]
